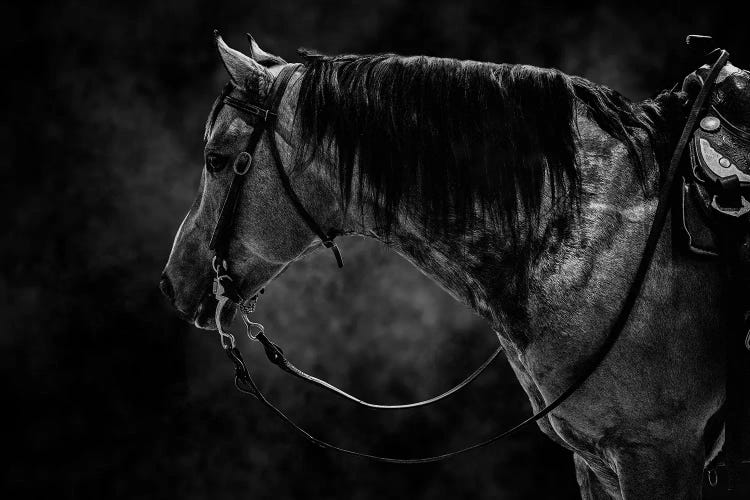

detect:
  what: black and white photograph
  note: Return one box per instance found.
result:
[5,1,750,498]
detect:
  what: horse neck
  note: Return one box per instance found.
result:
[340,189,530,330]
[332,109,667,342]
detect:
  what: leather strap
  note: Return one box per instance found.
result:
[254,330,503,409]
[223,95,276,121]
[208,80,277,258]
[263,69,344,267]
[209,125,266,256]
[228,346,527,464]
[218,50,729,464]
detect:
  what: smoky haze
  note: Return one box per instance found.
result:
[4,1,747,499]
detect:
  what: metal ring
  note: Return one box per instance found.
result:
[212,256,228,274]
[707,468,718,487]
[233,152,252,175]
[243,316,265,342]
[220,331,236,350]
[215,296,236,349]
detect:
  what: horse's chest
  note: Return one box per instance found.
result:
[500,210,727,456]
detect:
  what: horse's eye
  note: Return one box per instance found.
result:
[205,153,228,173]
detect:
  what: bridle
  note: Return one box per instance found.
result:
[203,47,731,464]
[207,63,504,417]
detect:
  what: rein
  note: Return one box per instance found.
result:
[207,50,729,463]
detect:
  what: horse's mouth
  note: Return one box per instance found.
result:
[188,272,271,331]
[192,290,236,330]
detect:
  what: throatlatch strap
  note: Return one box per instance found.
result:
[264,66,344,268]
[222,49,731,464]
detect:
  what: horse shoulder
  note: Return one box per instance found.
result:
[514,112,724,462]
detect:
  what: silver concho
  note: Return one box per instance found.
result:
[700,116,721,132]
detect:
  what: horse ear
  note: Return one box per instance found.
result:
[246,34,287,67]
[214,31,271,95]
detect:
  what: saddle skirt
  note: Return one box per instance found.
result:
[678,63,750,256]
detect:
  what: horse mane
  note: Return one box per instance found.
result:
[293,51,662,242]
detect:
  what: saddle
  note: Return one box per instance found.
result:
[678,63,750,256]
[672,39,750,496]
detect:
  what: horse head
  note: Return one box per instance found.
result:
[160,33,341,329]
[156,33,750,495]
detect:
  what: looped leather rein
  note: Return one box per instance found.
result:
[254,327,504,410]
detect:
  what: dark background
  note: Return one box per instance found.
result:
[4,1,749,499]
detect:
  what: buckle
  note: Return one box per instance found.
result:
[233,152,252,175]
[262,109,277,123]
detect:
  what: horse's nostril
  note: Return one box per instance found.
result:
[159,274,175,304]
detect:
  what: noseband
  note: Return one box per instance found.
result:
[203,48,732,464]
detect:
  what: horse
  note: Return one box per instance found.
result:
[160,33,743,498]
